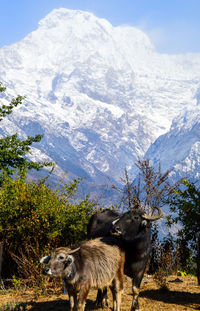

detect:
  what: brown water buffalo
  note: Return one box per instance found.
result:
[40,237,125,311]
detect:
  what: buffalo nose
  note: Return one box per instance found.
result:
[111,226,122,235]
[115,226,121,233]
[42,267,50,275]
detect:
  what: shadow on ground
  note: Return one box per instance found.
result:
[140,289,200,309]
[27,298,103,311]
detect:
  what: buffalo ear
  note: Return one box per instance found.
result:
[64,255,74,269]
[141,220,148,228]
[40,255,51,264]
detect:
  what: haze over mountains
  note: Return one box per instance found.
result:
[0,8,200,200]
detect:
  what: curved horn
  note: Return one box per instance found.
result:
[68,247,80,254]
[142,207,163,221]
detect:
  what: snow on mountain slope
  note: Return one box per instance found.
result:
[145,108,200,182]
[0,8,200,194]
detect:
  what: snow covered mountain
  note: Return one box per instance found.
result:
[145,107,200,183]
[0,8,200,198]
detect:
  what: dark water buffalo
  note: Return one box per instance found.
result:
[41,237,125,311]
[87,207,163,311]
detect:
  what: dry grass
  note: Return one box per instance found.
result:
[0,275,199,311]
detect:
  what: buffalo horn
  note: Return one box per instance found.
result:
[68,247,80,254]
[142,207,163,221]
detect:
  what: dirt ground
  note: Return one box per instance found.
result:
[0,275,200,311]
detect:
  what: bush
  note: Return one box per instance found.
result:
[153,267,169,291]
[177,270,187,277]
[0,172,97,279]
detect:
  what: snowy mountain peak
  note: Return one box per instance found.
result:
[39,8,110,28]
[23,7,155,67]
[0,8,200,196]
[38,8,112,37]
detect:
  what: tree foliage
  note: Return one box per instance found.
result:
[167,179,200,246]
[167,179,200,283]
[0,82,24,121]
[0,82,53,184]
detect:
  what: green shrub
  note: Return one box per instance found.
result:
[0,172,97,278]
[177,270,187,277]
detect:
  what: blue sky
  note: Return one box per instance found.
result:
[0,0,200,54]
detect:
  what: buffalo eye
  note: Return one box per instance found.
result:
[58,254,65,261]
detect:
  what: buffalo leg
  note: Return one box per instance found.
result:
[64,281,77,311]
[75,285,90,311]
[131,261,148,311]
[69,293,77,311]
[110,279,123,311]
[96,287,109,307]
[131,285,140,311]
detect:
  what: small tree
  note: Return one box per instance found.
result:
[0,82,53,184]
[114,159,174,215]
[167,179,200,284]
[135,159,173,214]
